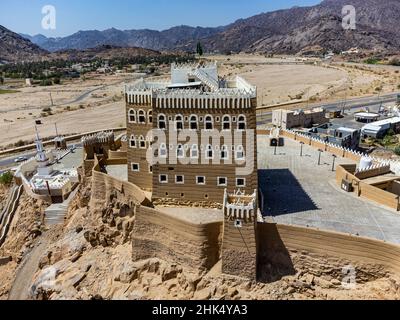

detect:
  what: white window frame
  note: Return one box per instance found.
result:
[238,115,247,131]
[128,109,136,123]
[189,115,198,130]
[221,145,229,160]
[191,144,199,159]
[159,143,168,158]
[159,174,168,184]
[236,145,245,160]
[158,114,166,130]
[131,163,140,172]
[129,135,136,148]
[236,178,246,187]
[148,110,153,124]
[139,136,146,149]
[138,109,146,124]
[196,176,206,185]
[222,115,231,131]
[177,144,185,159]
[205,144,214,160]
[175,114,184,131]
[204,115,213,131]
[217,177,228,187]
[175,175,185,184]
[149,165,153,173]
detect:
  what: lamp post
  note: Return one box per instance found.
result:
[318,149,323,165]
[300,142,305,157]
[332,154,337,172]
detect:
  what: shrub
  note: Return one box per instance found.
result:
[42,107,52,112]
[395,146,400,156]
[0,171,13,185]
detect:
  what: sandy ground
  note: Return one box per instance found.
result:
[209,54,400,107]
[0,73,136,148]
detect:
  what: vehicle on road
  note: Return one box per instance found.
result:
[14,156,28,163]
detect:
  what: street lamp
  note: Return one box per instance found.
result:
[332,154,337,172]
[318,149,324,165]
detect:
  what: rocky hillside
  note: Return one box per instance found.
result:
[0,26,48,63]
[195,0,400,54]
[21,0,400,55]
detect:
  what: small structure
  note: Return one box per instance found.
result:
[272,108,329,130]
[361,117,400,139]
[17,126,79,203]
[25,78,33,86]
[302,123,361,150]
[355,112,380,123]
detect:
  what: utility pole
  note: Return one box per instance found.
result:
[332,154,337,172]
[49,92,54,107]
[318,149,323,165]
[300,142,305,157]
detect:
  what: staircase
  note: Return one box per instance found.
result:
[44,187,79,226]
[189,69,219,91]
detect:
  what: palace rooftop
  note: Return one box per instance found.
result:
[125,62,257,100]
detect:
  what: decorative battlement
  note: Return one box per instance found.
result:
[171,61,217,70]
[223,189,257,222]
[81,131,114,147]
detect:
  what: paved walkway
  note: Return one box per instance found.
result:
[258,136,400,245]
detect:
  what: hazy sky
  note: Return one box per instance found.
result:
[0,0,321,37]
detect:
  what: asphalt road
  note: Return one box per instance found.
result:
[0,143,83,172]
[257,92,400,125]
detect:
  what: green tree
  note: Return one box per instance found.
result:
[196,42,204,56]
[0,171,13,185]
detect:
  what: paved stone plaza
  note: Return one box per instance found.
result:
[258,136,400,244]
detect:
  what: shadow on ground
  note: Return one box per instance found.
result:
[259,169,319,217]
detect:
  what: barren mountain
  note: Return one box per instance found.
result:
[22,26,225,53]
[0,26,48,63]
[195,0,400,54]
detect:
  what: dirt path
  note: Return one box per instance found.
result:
[8,235,50,300]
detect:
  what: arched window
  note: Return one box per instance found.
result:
[236,145,245,160]
[238,115,246,130]
[158,114,166,130]
[129,135,136,148]
[205,115,213,130]
[190,115,198,130]
[222,115,231,130]
[175,114,184,130]
[128,109,136,123]
[191,144,199,159]
[221,145,229,160]
[159,143,167,158]
[138,109,146,124]
[206,144,213,159]
[148,110,153,124]
[177,144,185,158]
[139,135,146,149]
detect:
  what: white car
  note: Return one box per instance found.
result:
[14,156,28,163]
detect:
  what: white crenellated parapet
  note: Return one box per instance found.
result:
[223,189,257,222]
